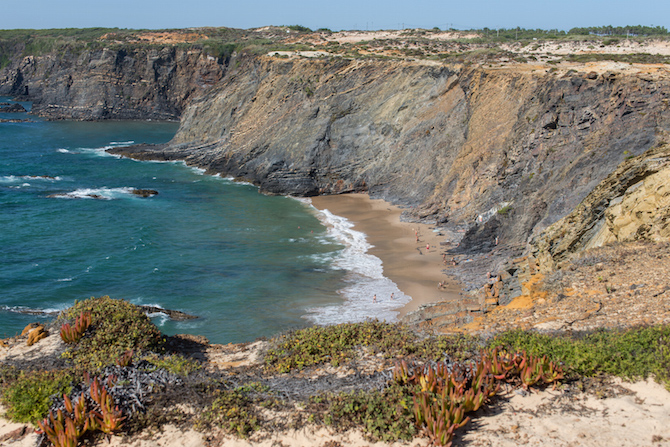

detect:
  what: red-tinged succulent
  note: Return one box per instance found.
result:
[116,349,134,367]
[59,311,92,344]
[88,376,125,433]
[37,410,77,447]
[393,347,564,447]
[37,376,125,447]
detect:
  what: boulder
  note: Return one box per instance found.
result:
[0,103,27,113]
[26,325,48,346]
[131,189,159,197]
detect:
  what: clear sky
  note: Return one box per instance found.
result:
[1,0,668,32]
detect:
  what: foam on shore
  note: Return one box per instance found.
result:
[299,200,410,325]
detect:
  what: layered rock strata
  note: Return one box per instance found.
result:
[0,46,226,120]
[531,142,670,270]
[111,57,670,258]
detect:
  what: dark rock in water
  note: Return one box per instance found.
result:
[2,303,197,323]
[131,189,159,197]
[0,103,27,113]
[139,305,198,321]
[0,118,31,123]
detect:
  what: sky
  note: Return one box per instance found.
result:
[1,0,669,32]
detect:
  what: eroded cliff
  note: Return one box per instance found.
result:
[113,56,670,257]
[3,36,669,277]
[0,46,225,120]
[531,142,670,270]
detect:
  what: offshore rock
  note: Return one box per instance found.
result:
[139,305,198,321]
[131,189,159,197]
[0,102,27,112]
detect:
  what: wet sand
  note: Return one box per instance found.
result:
[310,193,460,317]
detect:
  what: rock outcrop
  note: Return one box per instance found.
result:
[530,142,670,271]
[0,102,27,112]
[0,46,226,120]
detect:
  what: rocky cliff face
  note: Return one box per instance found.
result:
[530,142,670,271]
[0,46,225,120]
[112,56,670,255]
[4,43,669,261]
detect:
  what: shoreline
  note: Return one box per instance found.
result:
[309,193,461,319]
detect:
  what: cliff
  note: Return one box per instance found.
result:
[0,45,226,120]
[3,32,669,276]
[530,142,670,270]
[111,56,670,257]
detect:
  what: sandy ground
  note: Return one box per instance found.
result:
[314,30,479,44]
[310,193,461,317]
[455,379,670,447]
[4,374,669,447]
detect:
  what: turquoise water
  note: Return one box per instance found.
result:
[0,98,411,344]
[0,99,354,343]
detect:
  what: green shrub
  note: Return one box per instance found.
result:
[491,325,670,386]
[0,370,73,424]
[59,296,164,370]
[287,25,312,33]
[144,353,201,377]
[411,333,483,361]
[319,383,416,442]
[264,321,417,372]
[198,385,261,437]
[497,205,513,215]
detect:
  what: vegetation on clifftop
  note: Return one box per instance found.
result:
[0,297,669,446]
[58,295,164,370]
[1,24,669,70]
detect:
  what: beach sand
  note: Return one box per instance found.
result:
[310,193,460,317]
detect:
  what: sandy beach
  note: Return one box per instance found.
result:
[310,193,460,317]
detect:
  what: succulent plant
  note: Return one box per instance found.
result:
[393,348,564,446]
[59,311,92,344]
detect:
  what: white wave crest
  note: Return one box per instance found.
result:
[49,187,138,200]
[299,200,410,325]
[1,175,61,183]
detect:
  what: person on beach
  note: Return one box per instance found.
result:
[426,243,430,251]
[390,292,394,300]
[373,294,377,303]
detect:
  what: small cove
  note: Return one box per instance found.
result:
[0,99,409,343]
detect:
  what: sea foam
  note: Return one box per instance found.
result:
[50,187,139,200]
[299,200,410,325]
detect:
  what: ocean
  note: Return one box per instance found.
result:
[0,98,409,344]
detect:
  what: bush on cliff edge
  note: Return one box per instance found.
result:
[58,295,164,370]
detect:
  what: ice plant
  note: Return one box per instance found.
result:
[394,348,564,447]
[59,311,92,344]
[37,375,125,447]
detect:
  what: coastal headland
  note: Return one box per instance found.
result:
[2,26,670,446]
